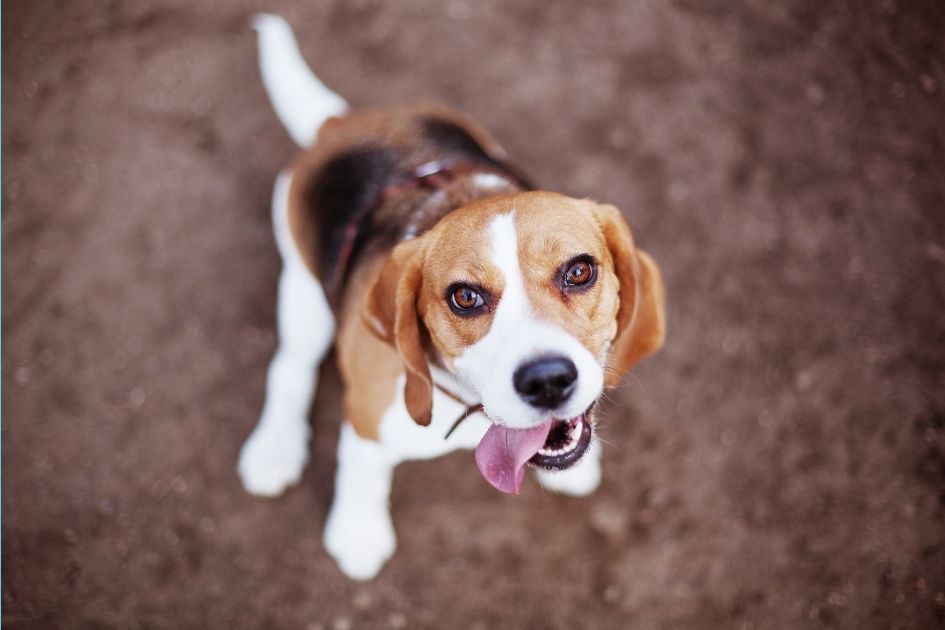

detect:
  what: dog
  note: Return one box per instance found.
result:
[238,14,666,581]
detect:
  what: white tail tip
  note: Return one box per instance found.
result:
[253,13,349,147]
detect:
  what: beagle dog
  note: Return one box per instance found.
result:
[238,15,666,581]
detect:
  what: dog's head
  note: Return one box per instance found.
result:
[365,191,665,492]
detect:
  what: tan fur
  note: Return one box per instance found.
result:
[336,257,402,440]
[514,194,623,366]
[590,203,666,384]
[414,204,503,358]
[287,106,664,439]
[286,104,506,280]
[362,238,434,426]
[363,191,665,428]
[605,248,665,382]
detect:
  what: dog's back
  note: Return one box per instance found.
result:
[254,15,532,305]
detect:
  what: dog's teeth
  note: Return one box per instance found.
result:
[569,422,581,442]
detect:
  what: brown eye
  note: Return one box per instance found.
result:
[449,284,485,314]
[564,259,595,287]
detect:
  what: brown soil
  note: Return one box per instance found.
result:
[4,1,945,628]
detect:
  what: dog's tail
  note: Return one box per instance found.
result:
[252,13,349,147]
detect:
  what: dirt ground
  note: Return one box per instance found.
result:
[4,0,945,628]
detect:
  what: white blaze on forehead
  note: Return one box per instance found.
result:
[452,211,604,429]
[488,212,530,320]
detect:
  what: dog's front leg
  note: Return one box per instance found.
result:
[323,423,397,580]
[238,171,336,497]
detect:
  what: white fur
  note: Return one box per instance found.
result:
[238,170,335,496]
[470,173,510,190]
[252,13,348,147]
[536,439,602,495]
[244,18,604,582]
[322,212,605,579]
[324,379,490,580]
[452,213,604,428]
[323,424,397,580]
[240,179,603,581]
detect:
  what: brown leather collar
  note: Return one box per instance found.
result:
[329,157,532,298]
[435,383,484,439]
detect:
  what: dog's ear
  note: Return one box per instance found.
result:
[593,204,666,386]
[363,238,434,426]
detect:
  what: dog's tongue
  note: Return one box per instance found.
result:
[475,420,553,494]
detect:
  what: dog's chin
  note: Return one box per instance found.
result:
[528,403,596,471]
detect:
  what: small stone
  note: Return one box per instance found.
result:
[668,181,689,202]
[171,476,188,495]
[128,386,147,409]
[353,591,372,610]
[15,367,31,385]
[919,74,937,94]
[331,617,352,630]
[604,584,620,604]
[589,502,627,541]
[926,243,945,265]
[795,370,813,391]
[806,82,825,105]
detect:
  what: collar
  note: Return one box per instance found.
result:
[328,157,532,298]
[435,383,484,439]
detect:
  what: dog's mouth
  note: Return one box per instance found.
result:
[474,404,596,495]
[529,410,594,471]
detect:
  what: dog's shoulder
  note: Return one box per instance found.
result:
[283,105,507,297]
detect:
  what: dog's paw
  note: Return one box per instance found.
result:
[237,421,310,497]
[323,505,396,581]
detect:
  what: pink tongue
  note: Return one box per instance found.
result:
[475,420,553,494]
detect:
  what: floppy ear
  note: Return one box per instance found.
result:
[363,238,434,426]
[594,204,666,386]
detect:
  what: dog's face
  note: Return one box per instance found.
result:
[366,191,664,491]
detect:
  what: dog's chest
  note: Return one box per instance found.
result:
[376,374,490,462]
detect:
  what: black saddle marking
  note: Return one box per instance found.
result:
[306,146,401,286]
[419,117,494,162]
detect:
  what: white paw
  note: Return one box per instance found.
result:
[536,442,602,496]
[323,505,396,581]
[237,419,310,497]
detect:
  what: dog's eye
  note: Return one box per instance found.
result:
[449,284,485,314]
[564,258,596,287]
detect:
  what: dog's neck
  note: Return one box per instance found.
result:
[326,158,531,302]
[428,363,484,439]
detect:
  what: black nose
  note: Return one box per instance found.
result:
[513,356,578,409]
